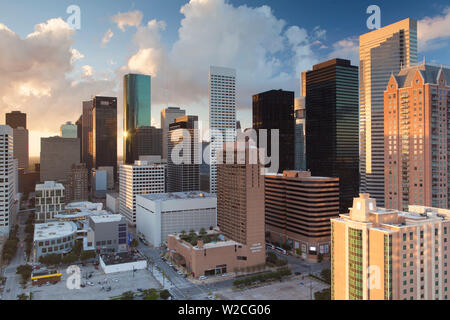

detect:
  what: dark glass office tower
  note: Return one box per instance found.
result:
[82,100,93,170]
[168,115,200,192]
[304,58,359,213]
[6,111,26,129]
[91,96,117,175]
[136,126,162,158]
[252,90,295,173]
[123,74,151,164]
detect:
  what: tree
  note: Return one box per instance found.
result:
[16,265,33,284]
[144,289,159,300]
[80,250,96,261]
[17,293,29,300]
[317,253,323,263]
[159,289,171,300]
[131,239,139,248]
[320,269,331,284]
[314,288,331,300]
[199,228,207,236]
[295,248,302,256]
[62,252,78,265]
[121,291,135,300]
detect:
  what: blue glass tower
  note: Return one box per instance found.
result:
[123,74,151,164]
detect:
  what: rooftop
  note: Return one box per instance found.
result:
[138,191,215,202]
[36,181,64,190]
[100,252,146,266]
[90,214,124,224]
[34,221,77,241]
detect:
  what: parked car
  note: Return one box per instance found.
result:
[198,276,207,281]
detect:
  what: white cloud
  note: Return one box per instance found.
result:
[112,10,143,31]
[418,7,450,52]
[327,37,359,65]
[0,18,116,156]
[82,65,94,77]
[101,29,114,46]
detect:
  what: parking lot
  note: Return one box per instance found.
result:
[28,264,161,300]
[216,275,330,300]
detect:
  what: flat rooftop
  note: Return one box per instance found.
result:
[35,181,64,190]
[90,214,124,224]
[138,191,216,202]
[100,252,146,265]
[34,221,77,241]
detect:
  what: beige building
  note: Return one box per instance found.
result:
[385,63,450,211]
[332,194,450,300]
[13,127,29,173]
[167,142,266,277]
[40,137,80,182]
[67,163,89,203]
[360,18,418,207]
[35,181,65,222]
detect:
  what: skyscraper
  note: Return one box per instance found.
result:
[385,63,450,210]
[82,100,93,170]
[67,163,89,203]
[294,97,306,171]
[161,107,186,160]
[40,137,80,182]
[5,111,26,129]
[0,125,15,238]
[135,126,162,158]
[123,74,151,164]
[332,193,450,300]
[217,141,266,266]
[209,66,236,193]
[91,96,117,176]
[60,121,78,138]
[76,115,82,163]
[253,89,295,173]
[304,58,359,213]
[168,115,200,192]
[360,18,418,207]
[119,159,166,225]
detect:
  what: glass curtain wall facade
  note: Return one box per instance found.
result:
[124,74,151,164]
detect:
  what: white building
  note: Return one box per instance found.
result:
[136,191,217,247]
[106,192,119,214]
[35,181,65,222]
[161,107,186,161]
[119,159,165,225]
[60,121,78,138]
[0,125,16,238]
[33,221,77,260]
[209,66,236,193]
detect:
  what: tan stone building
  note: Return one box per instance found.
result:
[332,193,450,300]
[67,163,89,203]
[384,63,450,211]
[265,171,339,260]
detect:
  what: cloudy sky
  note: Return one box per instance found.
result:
[0,0,449,157]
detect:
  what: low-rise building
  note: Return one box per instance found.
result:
[35,181,65,222]
[106,192,119,214]
[136,191,217,247]
[85,214,128,253]
[99,252,147,274]
[33,221,77,261]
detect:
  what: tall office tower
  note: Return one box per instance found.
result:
[304,59,359,213]
[294,97,306,171]
[209,66,236,193]
[12,127,29,173]
[82,100,93,170]
[265,171,339,259]
[332,194,450,300]
[40,137,80,182]
[135,126,162,158]
[167,115,200,192]
[76,115,82,163]
[384,64,450,211]
[0,126,15,238]
[161,107,186,160]
[123,74,151,164]
[91,96,117,176]
[217,142,265,266]
[60,121,78,138]
[67,163,89,203]
[119,159,165,225]
[253,89,295,173]
[5,111,26,129]
[35,181,65,222]
[360,18,418,207]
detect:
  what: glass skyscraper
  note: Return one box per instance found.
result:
[123,74,151,164]
[359,18,418,207]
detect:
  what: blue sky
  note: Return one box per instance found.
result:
[0,0,449,156]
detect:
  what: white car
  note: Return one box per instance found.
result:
[198,276,207,281]
[177,271,183,275]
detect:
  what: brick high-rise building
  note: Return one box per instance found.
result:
[217,142,265,266]
[5,111,26,129]
[265,171,339,260]
[40,137,80,183]
[67,163,89,203]
[385,63,450,211]
[332,193,450,300]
